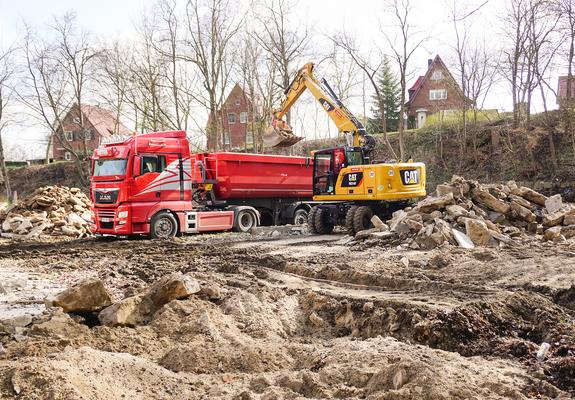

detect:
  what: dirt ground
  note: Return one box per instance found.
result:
[0,231,574,399]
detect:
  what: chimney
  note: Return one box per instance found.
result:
[427,59,433,67]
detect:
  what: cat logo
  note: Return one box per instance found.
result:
[319,98,335,112]
[400,169,419,185]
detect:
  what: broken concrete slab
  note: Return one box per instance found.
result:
[147,273,201,308]
[45,278,113,313]
[545,194,563,214]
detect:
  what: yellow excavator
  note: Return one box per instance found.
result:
[264,62,427,235]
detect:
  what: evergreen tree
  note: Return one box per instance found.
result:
[368,57,401,133]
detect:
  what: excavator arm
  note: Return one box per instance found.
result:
[264,62,372,149]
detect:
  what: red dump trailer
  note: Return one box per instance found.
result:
[90,130,314,238]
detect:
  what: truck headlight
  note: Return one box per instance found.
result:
[118,210,128,219]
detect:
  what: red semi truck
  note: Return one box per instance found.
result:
[89,130,314,238]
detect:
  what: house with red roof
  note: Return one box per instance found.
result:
[405,55,471,128]
[206,84,253,151]
[52,104,132,161]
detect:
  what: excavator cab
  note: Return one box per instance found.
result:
[313,146,366,195]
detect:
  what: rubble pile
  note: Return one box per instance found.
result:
[355,176,575,249]
[0,186,92,239]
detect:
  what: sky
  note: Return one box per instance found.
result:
[0,0,561,159]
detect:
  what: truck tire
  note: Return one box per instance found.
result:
[233,209,257,232]
[353,206,373,234]
[314,207,334,234]
[345,206,359,236]
[293,209,309,225]
[150,211,178,239]
[307,207,319,234]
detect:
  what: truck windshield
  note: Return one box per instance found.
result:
[93,159,127,176]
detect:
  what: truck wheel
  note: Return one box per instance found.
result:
[150,212,178,239]
[233,209,256,232]
[307,207,319,234]
[293,209,308,225]
[314,207,334,234]
[353,206,373,233]
[345,206,359,236]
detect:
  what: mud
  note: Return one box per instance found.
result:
[0,232,574,399]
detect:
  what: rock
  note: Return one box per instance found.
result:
[370,215,387,229]
[46,278,113,313]
[308,312,325,328]
[561,225,575,239]
[545,194,563,214]
[452,228,475,249]
[271,230,281,237]
[563,214,575,226]
[510,201,536,223]
[415,192,454,213]
[147,273,201,308]
[429,210,443,219]
[464,218,492,246]
[400,257,409,267]
[405,219,423,232]
[355,228,384,240]
[471,187,510,214]
[544,226,562,241]
[436,184,456,197]
[508,194,536,211]
[98,295,150,327]
[512,186,547,206]
[543,210,565,227]
[446,204,469,219]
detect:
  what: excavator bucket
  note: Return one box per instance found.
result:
[263,122,304,148]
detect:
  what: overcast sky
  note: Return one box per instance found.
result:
[0,0,561,159]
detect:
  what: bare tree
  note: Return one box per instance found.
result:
[556,0,575,157]
[182,0,241,151]
[252,0,310,127]
[332,32,398,159]
[383,0,426,161]
[0,43,17,200]
[53,12,99,157]
[19,26,86,181]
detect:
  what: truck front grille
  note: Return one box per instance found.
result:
[96,208,115,230]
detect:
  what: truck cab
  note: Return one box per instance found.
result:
[90,130,235,237]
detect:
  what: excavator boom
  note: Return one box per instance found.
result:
[264,62,368,148]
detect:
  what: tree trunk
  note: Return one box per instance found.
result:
[0,129,11,202]
[45,132,54,164]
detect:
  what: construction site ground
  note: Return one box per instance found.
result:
[0,230,574,399]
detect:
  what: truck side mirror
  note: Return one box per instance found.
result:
[132,156,141,177]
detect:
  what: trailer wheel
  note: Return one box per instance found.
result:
[233,209,257,232]
[314,207,334,234]
[353,206,373,234]
[307,207,319,234]
[293,209,308,225]
[345,206,359,236]
[150,211,178,239]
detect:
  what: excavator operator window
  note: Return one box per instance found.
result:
[345,149,364,166]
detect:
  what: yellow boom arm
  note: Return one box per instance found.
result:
[268,62,368,148]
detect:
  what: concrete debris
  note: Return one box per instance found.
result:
[0,186,92,239]
[352,176,575,249]
[99,273,201,327]
[45,278,113,313]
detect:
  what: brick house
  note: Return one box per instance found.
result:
[52,104,131,161]
[206,84,254,151]
[557,76,575,106]
[405,55,470,128]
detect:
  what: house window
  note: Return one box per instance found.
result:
[240,112,247,124]
[429,89,447,100]
[431,70,443,81]
[246,131,253,145]
[84,130,93,140]
[64,151,72,161]
[65,131,73,141]
[228,113,236,124]
[223,132,230,145]
[235,98,241,106]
